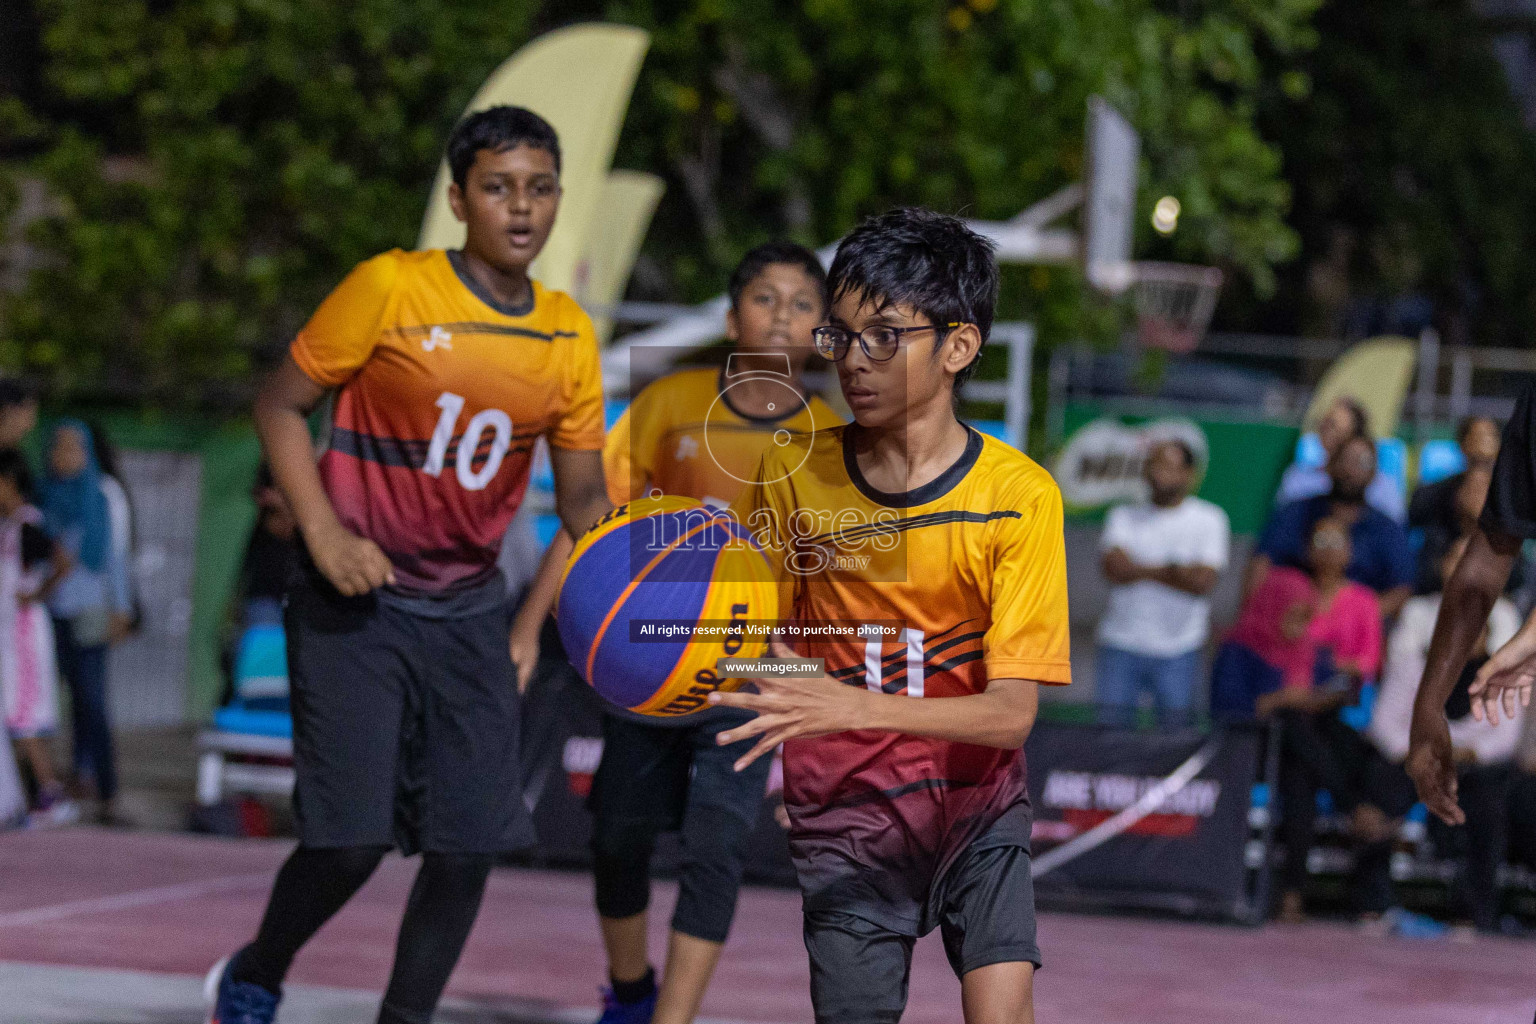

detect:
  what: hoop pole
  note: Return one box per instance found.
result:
[999,324,1035,452]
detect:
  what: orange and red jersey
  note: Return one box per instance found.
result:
[290,248,605,598]
[603,365,841,509]
[731,424,1071,930]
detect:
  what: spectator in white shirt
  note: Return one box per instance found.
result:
[1359,534,1523,932]
[1097,438,1231,727]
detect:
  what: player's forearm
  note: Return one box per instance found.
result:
[511,530,573,641]
[1412,536,1510,739]
[856,679,1039,749]
[253,370,341,544]
[256,407,339,540]
[548,446,612,539]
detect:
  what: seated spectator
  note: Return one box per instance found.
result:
[1276,396,1405,522]
[1506,709,1536,880]
[1213,516,1383,718]
[1251,432,1415,619]
[1361,534,1521,934]
[1096,438,1230,727]
[1214,516,1383,922]
[1410,416,1501,592]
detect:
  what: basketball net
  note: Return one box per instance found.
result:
[1130,262,1224,355]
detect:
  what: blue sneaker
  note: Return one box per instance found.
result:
[204,951,281,1024]
[595,982,657,1024]
[1382,907,1448,940]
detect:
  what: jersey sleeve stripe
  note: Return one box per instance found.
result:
[385,322,579,343]
[805,508,1023,547]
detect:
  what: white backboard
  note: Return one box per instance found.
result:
[1083,96,1140,294]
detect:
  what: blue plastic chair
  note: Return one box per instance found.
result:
[1294,433,1327,469]
[211,624,292,739]
[1418,439,1465,486]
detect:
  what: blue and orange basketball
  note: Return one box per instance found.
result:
[556,496,778,717]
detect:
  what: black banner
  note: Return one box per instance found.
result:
[518,623,1265,914]
[1026,721,1267,922]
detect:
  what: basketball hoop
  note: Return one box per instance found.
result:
[1130,262,1223,354]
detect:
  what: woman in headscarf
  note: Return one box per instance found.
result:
[41,420,130,819]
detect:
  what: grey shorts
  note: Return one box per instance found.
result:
[802,843,1041,1024]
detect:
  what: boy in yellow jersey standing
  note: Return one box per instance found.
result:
[511,242,840,1024]
[206,107,612,1024]
[717,208,1071,1024]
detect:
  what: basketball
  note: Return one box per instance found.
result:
[555,495,778,718]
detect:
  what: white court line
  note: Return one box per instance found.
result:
[0,961,777,1024]
[0,871,272,928]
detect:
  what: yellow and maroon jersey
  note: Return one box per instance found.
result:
[730,424,1070,930]
[291,248,605,598]
[603,365,841,509]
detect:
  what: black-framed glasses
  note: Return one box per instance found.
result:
[811,323,962,362]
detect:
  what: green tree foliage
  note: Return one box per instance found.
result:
[1252,0,1536,346]
[1,0,536,404]
[2,0,1314,405]
[578,0,1314,330]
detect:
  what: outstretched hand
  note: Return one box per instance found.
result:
[709,640,867,772]
[1406,708,1464,826]
[1468,622,1536,726]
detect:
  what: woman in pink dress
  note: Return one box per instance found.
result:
[1213,515,1383,921]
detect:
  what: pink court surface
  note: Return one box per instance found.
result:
[0,828,1530,1024]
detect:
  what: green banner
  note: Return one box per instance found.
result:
[1053,403,1298,536]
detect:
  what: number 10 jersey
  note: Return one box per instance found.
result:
[289,248,606,600]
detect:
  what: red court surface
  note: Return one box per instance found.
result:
[1,828,1532,1023]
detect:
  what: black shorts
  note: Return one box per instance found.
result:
[802,843,1040,1024]
[587,710,770,832]
[586,711,773,941]
[285,579,534,855]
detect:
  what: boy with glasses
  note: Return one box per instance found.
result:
[718,207,1070,1024]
